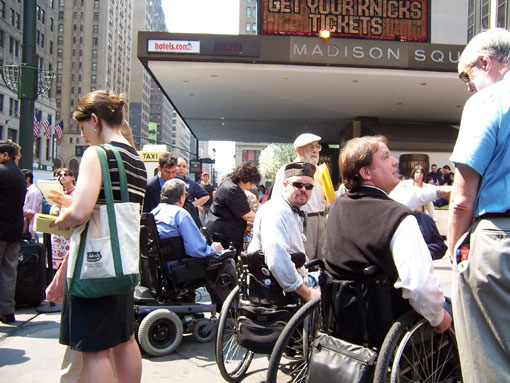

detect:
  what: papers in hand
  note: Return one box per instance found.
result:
[34,213,73,237]
[37,180,64,205]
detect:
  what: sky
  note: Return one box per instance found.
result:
[160,0,240,175]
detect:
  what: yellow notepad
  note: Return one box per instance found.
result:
[34,213,73,237]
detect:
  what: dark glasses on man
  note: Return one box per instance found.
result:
[59,172,72,177]
[292,181,314,191]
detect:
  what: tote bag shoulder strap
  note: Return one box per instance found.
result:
[102,143,129,203]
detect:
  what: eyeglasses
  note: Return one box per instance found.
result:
[458,71,470,84]
[305,143,322,151]
[292,181,314,191]
[58,172,72,178]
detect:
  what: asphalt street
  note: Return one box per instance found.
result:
[0,256,454,383]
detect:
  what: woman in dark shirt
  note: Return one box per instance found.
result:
[53,90,147,383]
[206,162,261,252]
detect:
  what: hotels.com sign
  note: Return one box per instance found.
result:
[148,39,200,54]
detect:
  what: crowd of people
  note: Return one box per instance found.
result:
[1,27,510,383]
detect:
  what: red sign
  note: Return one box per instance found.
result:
[261,0,429,42]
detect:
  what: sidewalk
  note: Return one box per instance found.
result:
[0,256,454,383]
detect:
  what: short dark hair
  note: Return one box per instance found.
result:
[160,178,186,204]
[340,135,387,191]
[22,169,33,183]
[442,165,451,171]
[0,140,19,159]
[230,162,261,185]
[158,152,178,168]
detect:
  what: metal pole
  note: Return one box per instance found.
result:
[18,0,38,170]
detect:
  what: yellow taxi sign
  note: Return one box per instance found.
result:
[138,151,163,162]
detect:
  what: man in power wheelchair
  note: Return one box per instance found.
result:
[215,162,321,382]
[306,136,455,382]
[134,178,237,356]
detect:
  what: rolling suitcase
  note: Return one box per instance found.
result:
[15,239,47,307]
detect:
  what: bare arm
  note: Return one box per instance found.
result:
[241,209,256,223]
[52,148,102,229]
[447,164,480,251]
[192,195,209,208]
[294,283,321,302]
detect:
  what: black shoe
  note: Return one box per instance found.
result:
[0,313,15,324]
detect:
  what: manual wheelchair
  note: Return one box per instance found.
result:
[134,212,237,356]
[215,250,319,382]
[266,262,463,383]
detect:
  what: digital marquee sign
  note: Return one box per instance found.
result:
[261,0,429,42]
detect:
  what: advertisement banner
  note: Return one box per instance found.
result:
[148,39,200,53]
[261,0,429,42]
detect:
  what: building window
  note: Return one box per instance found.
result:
[0,94,3,112]
[50,17,54,31]
[91,74,96,83]
[57,48,63,57]
[246,22,251,32]
[242,150,260,164]
[498,0,507,27]
[56,99,61,107]
[94,0,99,8]
[58,36,63,44]
[59,0,64,6]
[57,61,62,70]
[91,62,97,71]
[58,11,64,20]
[92,50,97,58]
[0,1,4,19]
[247,7,251,18]
[252,23,257,32]
[8,98,19,116]
[57,74,62,82]
[93,24,98,33]
[0,30,3,48]
[7,128,17,142]
[93,12,99,22]
[481,0,490,30]
[49,40,53,54]
[92,37,98,46]
[15,12,20,29]
[56,86,61,95]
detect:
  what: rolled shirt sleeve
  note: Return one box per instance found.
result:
[390,215,445,327]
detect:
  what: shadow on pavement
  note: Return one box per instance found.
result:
[0,348,30,367]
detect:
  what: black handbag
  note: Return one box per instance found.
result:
[306,332,377,383]
[236,306,292,354]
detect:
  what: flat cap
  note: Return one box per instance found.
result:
[293,133,321,148]
[284,162,316,179]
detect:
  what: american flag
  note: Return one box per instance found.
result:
[42,115,52,140]
[33,110,42,138]
[54,120,64,143]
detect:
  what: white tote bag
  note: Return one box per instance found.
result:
[67,145,140,298]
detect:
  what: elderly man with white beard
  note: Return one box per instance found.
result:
[271,133,327,260]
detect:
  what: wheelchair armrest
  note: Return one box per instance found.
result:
[305,259,324,271]
[207,247,237,268]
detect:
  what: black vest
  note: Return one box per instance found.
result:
[324,186,412,283]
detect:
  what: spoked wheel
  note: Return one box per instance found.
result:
[266,297,321,383]
[138,309,183,356]
[215,285,254,382]
[373,311,462,383]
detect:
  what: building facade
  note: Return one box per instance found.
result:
[239,0,257,35]
[0,0,57,177]
[467,0,510,41]
[55,0,133,173]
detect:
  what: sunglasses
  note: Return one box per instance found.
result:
[292,181,314,191]
[458,71,470,84]
[58,172,72,177]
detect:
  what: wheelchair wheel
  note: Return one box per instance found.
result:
[138,309,183,356]
[192,318,216,343]
[266,297,321,383]
[373,311,462,383]
[215,285,254,382]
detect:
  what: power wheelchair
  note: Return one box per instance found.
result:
[215,249,318,382]
[266,261,463,383]
[134,212,237,356]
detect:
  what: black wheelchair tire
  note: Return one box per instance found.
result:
[266,297,321,383]
[373,310,462,383]
[138,309,183,356]
[192,318,216,343]
[215,285,254,382]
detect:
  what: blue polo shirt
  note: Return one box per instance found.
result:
[451,73,510,218]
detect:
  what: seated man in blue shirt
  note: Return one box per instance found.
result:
[152,178,223,258]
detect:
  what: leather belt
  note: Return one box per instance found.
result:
[478,211,510,220]
[307,211,326,217]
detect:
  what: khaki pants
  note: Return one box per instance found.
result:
[452,217,510,383]
[304,215,327,260]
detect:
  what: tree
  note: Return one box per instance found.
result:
[258,143,296,182]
